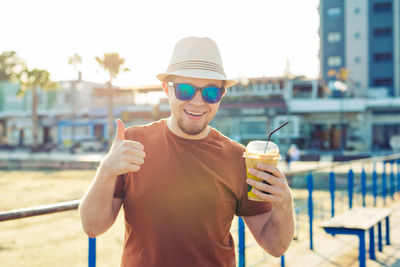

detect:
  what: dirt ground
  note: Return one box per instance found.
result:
[0,170,126,267]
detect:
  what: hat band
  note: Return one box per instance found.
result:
[167,60,226,77]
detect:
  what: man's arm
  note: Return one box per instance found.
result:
[243,164,295,257]
[79,119,145,237]
[79,165,124,237]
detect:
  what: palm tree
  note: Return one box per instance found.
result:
[68,53,83,151]
[68,53,82,80]
[95,53,130,145]
[18,68,57,148]
[0,51,26,82]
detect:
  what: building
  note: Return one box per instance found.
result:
[319,0,400,153]
[2,73,400,155]
[320,0,400,97]
[0,80,154,151]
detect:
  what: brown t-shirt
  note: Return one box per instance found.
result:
[114,119,271,267]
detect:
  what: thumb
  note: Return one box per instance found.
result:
[115,119,125,140]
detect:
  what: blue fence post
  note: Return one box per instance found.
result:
[88,237,96,267]
[390,161,395,199]
[329,171,335,217]
[238,217,245,267]
[372,163,378,206]
[397,159,400,193]
[382,162,387,205]
[348,169,354,209]
[361,167,367,207]
[307,172,314,250]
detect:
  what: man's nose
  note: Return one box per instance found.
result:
[189,90,204,104]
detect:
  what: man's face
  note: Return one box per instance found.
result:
[163,76,225,139]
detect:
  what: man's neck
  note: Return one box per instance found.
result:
[166,117,210,140]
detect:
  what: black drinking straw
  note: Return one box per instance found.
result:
[264,121,289,153]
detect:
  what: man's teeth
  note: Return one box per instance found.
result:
[186,110,203,116]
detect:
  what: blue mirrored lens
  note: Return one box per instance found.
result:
[203,87,222,103]
[175,84,196,100]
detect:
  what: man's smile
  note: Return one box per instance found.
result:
[184,109,206,117]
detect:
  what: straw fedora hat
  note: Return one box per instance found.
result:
[156,37,237,88]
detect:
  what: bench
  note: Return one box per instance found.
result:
[320,207,392,267]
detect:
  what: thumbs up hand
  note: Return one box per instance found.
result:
[101,119,145,178]
[115,119,126,141]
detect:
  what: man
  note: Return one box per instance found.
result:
[79,37,295,267]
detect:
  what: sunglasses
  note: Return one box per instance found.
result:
[168,82,225,104]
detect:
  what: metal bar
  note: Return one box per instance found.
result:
[281,254,285,267]
[88,237,96,267]
[361,168,367,207]
[369,227,376,260]
[238,217,245,267]
[323,228,367,267]
[307,172,314,250]
[0,199,80,222]
[397,159,400,192]
[390,161,395,199]
[359,231,366,267]
[378,221,383,252]
[372,165,378,206]
[382,162,387,205]
[348,169,354,209]
[386,216,390,245]
[284,153,400,178]
[329,171,335,217]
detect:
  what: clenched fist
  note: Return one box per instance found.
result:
[100,119,145,177]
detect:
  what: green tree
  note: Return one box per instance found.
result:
[0,51,26,81]
[18,68,58,148]
[95,53,130,145]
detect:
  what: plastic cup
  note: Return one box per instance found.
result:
[243,141,281,201]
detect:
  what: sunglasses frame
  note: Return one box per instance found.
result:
[168,82,225,104]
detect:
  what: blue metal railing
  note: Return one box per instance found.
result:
[85,154,400,266]
[88,238,96,267]
[300,155,400,256]
[2,153,400,267]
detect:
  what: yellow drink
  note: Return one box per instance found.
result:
[243,141,280,201]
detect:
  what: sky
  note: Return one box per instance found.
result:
[2,0,320,87]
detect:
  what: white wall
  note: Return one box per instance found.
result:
[345,0,369,97]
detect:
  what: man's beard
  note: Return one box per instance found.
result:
[177,118,208,135]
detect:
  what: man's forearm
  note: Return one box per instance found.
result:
[79,163,120,237]
[260,204,295,257]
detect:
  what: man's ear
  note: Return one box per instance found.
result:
[161,82,169,96]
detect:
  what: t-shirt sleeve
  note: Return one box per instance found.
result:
[235,175,272,217]
[113,174,125,199]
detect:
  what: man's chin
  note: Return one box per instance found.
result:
[178,121,207,136]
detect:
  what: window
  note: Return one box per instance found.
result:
[374,27,392,37]
[374,53,392,62]
[374,78,392,87]
[239,120,267,135]
[327,7,342,18]
[327,31,341,42]
[65,93,71,103]
[374,2,391,13]
[354,7,360,14]
[327,56,342,67]
[354,32,360,39]
[355,57,361,63]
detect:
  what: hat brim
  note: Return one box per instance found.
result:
[156,70,237,88]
